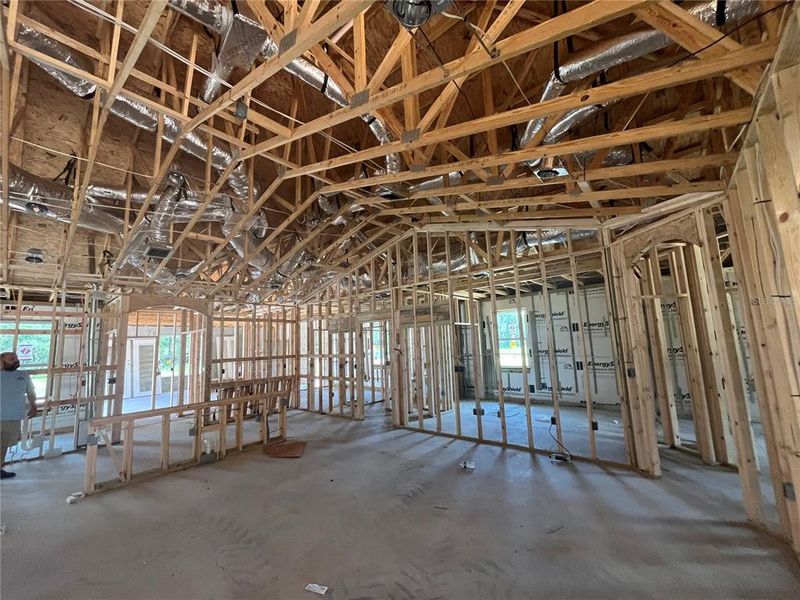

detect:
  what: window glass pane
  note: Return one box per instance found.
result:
[496,309,526,368]
[0,323,53,397]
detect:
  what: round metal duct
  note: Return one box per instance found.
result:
[536,168,561,180]
[25,248,44,264]
[388,0,452,28]
[391,0,431,27]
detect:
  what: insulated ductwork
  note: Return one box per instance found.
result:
[167,0,402,224]
[221,210,279,285]
[87,184,234,223]
[116,171,187,283]
[168,0,231,34]
[412,229,598,281]
[1,162,184,284]
[15,24,278,285]
[17,24,96,98]
[408,172,464,197]
[123,227,179,286]
[2,163,124,235]
[405,171,463,217]
[317,192,356,226]
[519,0,760,173]
[147,172,186,252]
[16,26,253,203]
[165,0,402,218]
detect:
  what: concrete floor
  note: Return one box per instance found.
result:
[2,405,799,599]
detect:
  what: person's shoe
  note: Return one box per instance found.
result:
[0,469,16,479]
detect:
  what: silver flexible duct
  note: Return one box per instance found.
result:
[1,162,183,283]
[165,0,401,224]
[16,25,278,283]
[115,171,187,283]
[410,229,597,281]
[148,172,186,247]
[168,2,401,172]
[222,210,275,278]
[17,24,96,98]
[3,163,124,235]
[16,27,254,201]
[87,183,234,223]
[519,0,761,170]
[168,0,231,34]
[123,228,178,286]
[397,0,758,212]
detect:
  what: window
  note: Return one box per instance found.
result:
[370,323,386,366]
[496,309,527,368]
[1,321,53,397]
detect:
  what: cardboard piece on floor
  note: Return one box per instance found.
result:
[263,440,306,459]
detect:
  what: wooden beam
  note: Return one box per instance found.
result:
[636,1,763,95]
[110,0,377,285]
[276,41,774,177]
[318,109,752,195]
[353,10,367,92]
[0,5,10,281]
[379,181,724,216]
[416,0,501,135]
[389,154,736,201]
[296,0,321,30]
[400,41,419,132]
[368,27,413,93]
[60,1,166,275]
[241,0,650,160]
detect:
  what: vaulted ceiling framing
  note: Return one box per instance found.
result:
[0,0,788,302]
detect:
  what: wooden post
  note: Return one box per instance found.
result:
[538,230,564,446]
[671,248,716,464]
[696,207,763,524]
[485,232,508,444]
[643,249,680,447]
[684,241,733,464]
[511,231,534,448]
[612,243,660,476]
[390,242,404,425]
[151,312,161,410]
[411,232,425,428]
[602,236,634,465]
[160,413,170,471]
[111,297,130,443]
[355,270,366,420]
[445,232,462,437]
[569,232,597,459]
[464,234,484,440]
[426,232,442,432]
[725,187,796,540]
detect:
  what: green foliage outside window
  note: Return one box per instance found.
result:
[496,310,527,368]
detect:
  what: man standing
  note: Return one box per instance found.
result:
[0,352,38,479]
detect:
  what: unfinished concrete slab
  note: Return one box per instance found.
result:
[2,409,799,599]
[3,0,800,590]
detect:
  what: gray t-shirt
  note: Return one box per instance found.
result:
[0,370,36,421]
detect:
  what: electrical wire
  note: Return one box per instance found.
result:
[667,1,792,68]
[567,2,792,179]
[413,24,495,161]
[64,0,386,174]
[548,419,573,461]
